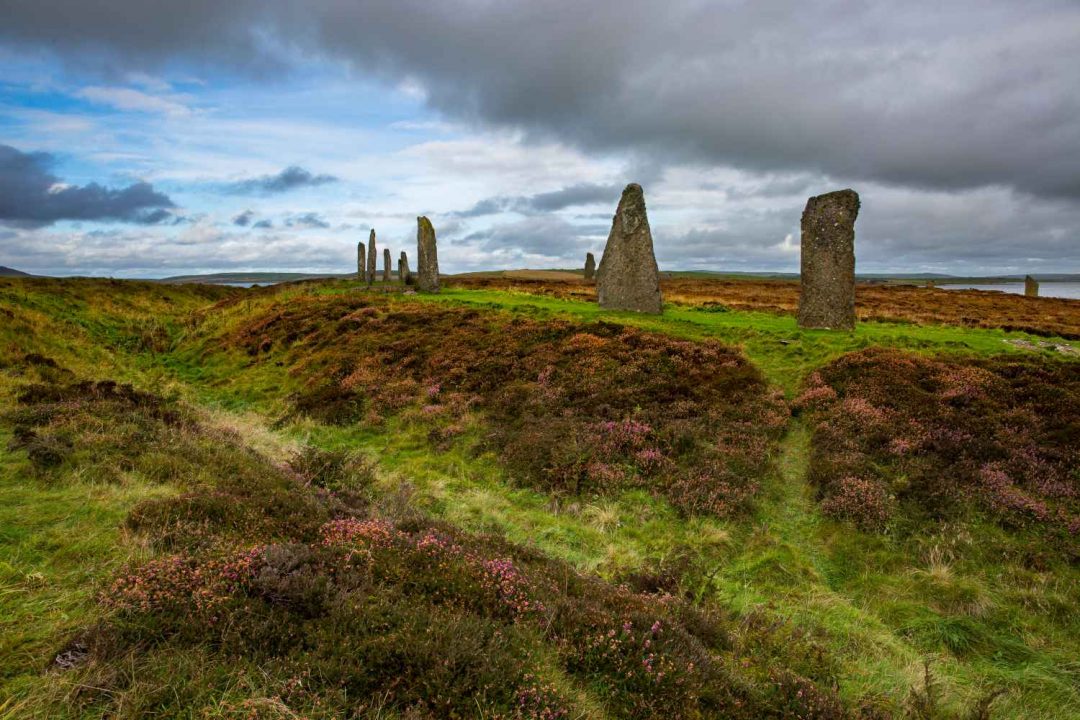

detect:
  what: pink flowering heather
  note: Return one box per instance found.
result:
[319,518,397,548]
[480,557,546,616]
[103,546,263,614]
[802,347,1080,542]
[819,476,892,530]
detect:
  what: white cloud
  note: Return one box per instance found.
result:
[77,86,193,117]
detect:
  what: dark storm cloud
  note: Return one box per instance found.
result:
[232,209,255,226]
[3,1,1078,201]
[286,212,330,229]
[0,143,175,227]
[252,219,273,229]
[223,166,338,195]
[452,182,620,218]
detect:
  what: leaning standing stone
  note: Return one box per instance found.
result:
[399,251,411,284]
[366,229,377,285]
[357,241,366,279]
[584,252,596,280]
[596,184,662,314]
[417,216,440,293]
[1025,275,1039,297]
[383,248,392,282]
[797,189,859,330]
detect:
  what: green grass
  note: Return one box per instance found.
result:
[0,427,174,712]
[2,277,1079,718]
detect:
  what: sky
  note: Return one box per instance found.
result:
[0,0,1078,278]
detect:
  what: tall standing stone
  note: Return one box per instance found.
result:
[416,216,440,293]
[366,229,377,285]
[584,252,596,280]
[596,183,662,314]
[383,248,392,282]
[357,241,366,280]
[1025,275,1039,297]
[399,251,411,284]
[797,189,859,331]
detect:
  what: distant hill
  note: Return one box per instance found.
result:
[159,272,349,285]
[0,266,30,277]
[156,269,1080,286]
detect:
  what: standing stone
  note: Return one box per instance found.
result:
[596,183,662,314]
[399,251,411,284]
[1025,275,1039,297]
[416,216,440,292]
[383,248,392,282]
[366,229,377,285]
[584,252,596,280]
[797,189,859,331]
[357,241,366,279]
[926,279,935,289]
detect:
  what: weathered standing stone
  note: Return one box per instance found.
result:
[416,216,440,293]
[357,241,366,279]
[797,189,860,331]
[1025,275,1039,297]
[366,229,377,285]
[584,252,596,280]
[926,279,935,289]
[399,251,411,284]
[383,248,392,282]
[596,184,662,314]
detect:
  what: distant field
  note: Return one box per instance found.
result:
[452,275,1080,339]
[1,275,1078,719]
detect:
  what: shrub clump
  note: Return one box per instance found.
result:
[82,515,852,719]
[797,348,1080,545]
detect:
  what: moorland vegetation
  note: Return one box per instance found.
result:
[1,275,1078,719]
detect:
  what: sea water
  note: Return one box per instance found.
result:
[941,282,1080,300]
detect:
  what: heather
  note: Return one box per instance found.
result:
[796,348,1080,547]
[220,293,789,517]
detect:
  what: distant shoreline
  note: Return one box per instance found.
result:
[4,267,1080,286]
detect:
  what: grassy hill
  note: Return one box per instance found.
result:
[1,276,1078,719]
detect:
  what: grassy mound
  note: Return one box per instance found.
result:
[797,348,1080,547]
[5,380,861,719]
[219,293,788,517]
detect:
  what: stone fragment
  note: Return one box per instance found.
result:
[416,216,440,292]
[584,252,596,280]
[357,241,366,279]
[383,248,392,282]
[797,189,860,330]
[1025,275,1039,297]
[399,251,411,284]
[366,229,377,285]
[596,184,662,314]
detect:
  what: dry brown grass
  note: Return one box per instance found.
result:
[448,275,1080,339]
